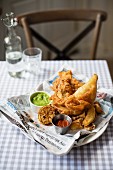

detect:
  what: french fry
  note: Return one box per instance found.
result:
[94,101,104,114]
[83,105,96,127]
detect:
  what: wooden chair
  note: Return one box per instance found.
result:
[0,8,2,15]
[17,9,107,60]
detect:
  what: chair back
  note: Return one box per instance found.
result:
[0,8,2,15]
[17,9,107,60]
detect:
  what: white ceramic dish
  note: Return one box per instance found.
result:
[74,123,108,147]
[29,91,51,114]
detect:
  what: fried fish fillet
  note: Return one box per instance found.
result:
[74,74,98,103]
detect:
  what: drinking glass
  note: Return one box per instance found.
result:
[23,47,42,76]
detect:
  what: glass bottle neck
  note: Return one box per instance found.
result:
[7,26,17,38]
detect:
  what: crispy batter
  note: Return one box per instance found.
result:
[70,121,83,130]
[65,95,91,113]
[74,74,98,103]
[39,70,103,131]
[94,101,104,114]
[50,92,69,105]
[70,112,85,130]
[38,104,57,125]
[51,70,84,97]
[82,105,96,126]
[59,70,72,80]
[51,77,60,92]
[72,112,86,121]
[84,123,95,131]
[53,104,75,115]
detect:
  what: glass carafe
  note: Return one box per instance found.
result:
[2,12,24,77]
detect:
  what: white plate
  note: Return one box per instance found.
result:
[74,123,108,147]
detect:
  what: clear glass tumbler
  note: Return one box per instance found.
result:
[23,47,42,76]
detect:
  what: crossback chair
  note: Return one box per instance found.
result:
[17,9,107,60]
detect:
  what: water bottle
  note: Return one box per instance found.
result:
[2,12,24,77]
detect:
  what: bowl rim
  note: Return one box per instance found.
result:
[52,114,72,129]
[29,90,51,107]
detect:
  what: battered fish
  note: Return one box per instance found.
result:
[74,74,98,103]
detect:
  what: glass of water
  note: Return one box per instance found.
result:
[23,47,42,76]
[6,51,24,78]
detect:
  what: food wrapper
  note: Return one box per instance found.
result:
[0,65,113,155]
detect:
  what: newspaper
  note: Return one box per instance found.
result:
[0,65,113,155]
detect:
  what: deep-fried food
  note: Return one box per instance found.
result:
[59,70,72,80]
[51,70,84,97]
[70,116,84,130]
[82,105,96,126]
[51,70,74,95]
[70,121,83,130]
[65,95,91,114]
[50,92,69,105]
[53,104,75,115]
[72,112,86,121]
[84,123,95,131]
[38,104,57,125]
[38,70,103,131]
[74,74,98,103]
[70,112,85,130]
[94,101,104,114]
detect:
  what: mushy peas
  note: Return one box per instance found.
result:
[32,92,50,106]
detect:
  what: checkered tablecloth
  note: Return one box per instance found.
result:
[0,60,113,170]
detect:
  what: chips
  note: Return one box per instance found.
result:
[82,105,96,127]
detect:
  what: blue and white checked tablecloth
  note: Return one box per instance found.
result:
[0,60,113,170]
